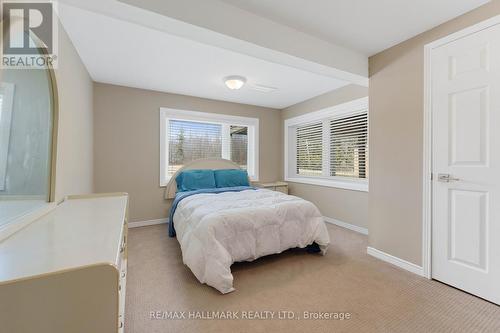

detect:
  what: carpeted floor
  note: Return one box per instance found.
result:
[125,223,500,333]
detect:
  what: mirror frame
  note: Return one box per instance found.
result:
[0,18,59,202]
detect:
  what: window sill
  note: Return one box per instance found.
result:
[285,176,369,192]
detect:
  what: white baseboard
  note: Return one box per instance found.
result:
[129,216,369,236]
[128,218,168,228]
[367,246,424,276]
[323,216,368,235]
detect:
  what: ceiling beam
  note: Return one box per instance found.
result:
[57,0,368,87]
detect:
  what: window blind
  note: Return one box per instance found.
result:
[296,122,323,176]
[167,120,250,177]
[168,120,223,176]
[330,112,368,179]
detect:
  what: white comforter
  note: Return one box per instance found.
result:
[173,188,330,293]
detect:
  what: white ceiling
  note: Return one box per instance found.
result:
[58,0,490,109]
[58,4,350,109]
[222,0,490,56]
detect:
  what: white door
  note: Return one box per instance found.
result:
[431,22,500,305]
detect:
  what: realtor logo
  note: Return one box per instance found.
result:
[1,1,58,68]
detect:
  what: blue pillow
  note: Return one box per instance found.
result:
[214,169,250,188]
[176,169,216,192]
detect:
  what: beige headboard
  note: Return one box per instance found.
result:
[164,158,246,199]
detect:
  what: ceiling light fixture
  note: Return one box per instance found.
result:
[224,75,246,90]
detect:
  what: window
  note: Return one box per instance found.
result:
[167,119,222,176]
[330,112,368,179]
[285,97,368,192]
[296,122,323,177]
[160,108,259,186]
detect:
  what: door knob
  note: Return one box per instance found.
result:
[438,174,461,182]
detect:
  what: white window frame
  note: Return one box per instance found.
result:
[284,97,369,192]
[160,108,259,186]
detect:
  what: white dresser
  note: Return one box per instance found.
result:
[0,193,129,333]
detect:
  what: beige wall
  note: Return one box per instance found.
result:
[54,23,94,201]
[281,85,369,228]
[93,83,282,222]
[369,1,500,265]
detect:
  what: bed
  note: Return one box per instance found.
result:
[165,159,330,294]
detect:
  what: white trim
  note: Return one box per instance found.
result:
[422,14,500,280]
[324,216,368,235]
[221,124,231,160]
[159,109,169,187]
[128,218,168,228]
[367,247,424,277]
[287,176,368,192]
[159,108,259,186]
[425,15,500,51]
[284,97,369,127]
[284,97,369,192]
[160,108,260,127]
[129,216,371,236]
[422,40,433,280]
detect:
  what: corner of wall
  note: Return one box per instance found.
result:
[53,19,95,201]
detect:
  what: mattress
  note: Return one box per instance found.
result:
[171,188,330,293]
